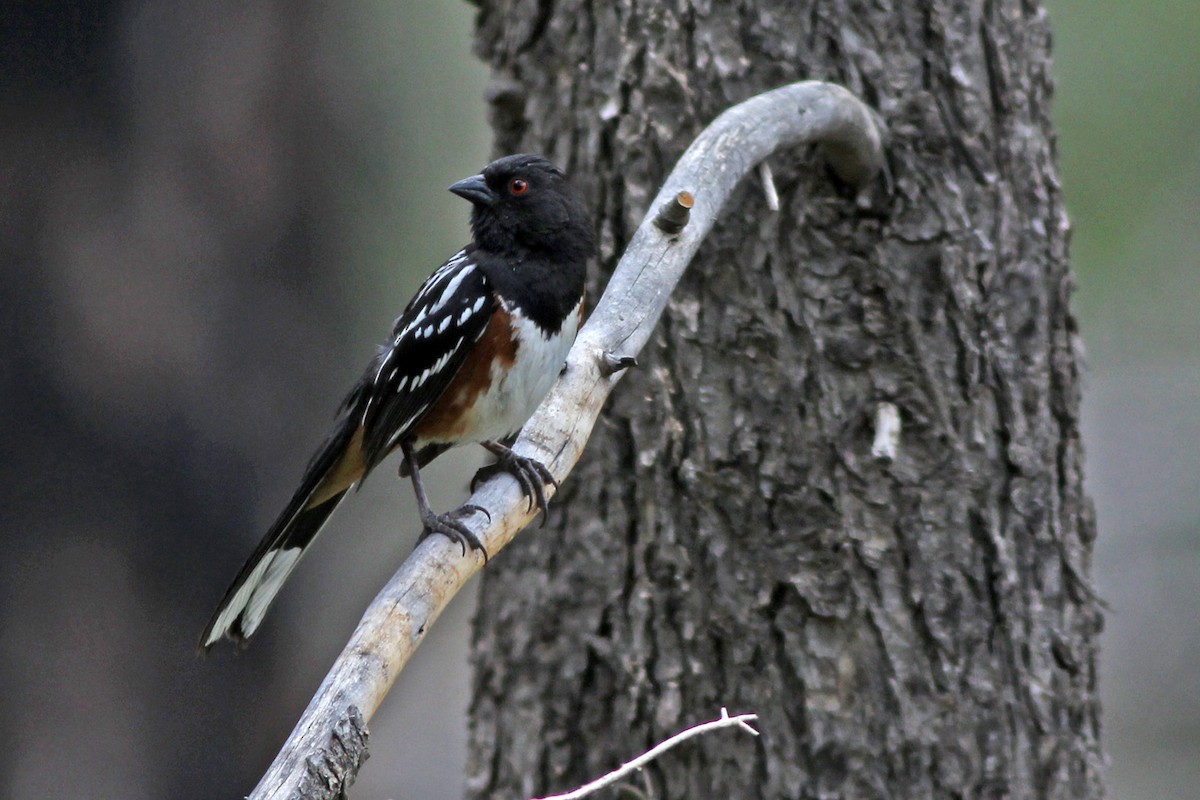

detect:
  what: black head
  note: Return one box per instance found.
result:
[449,154,594,260]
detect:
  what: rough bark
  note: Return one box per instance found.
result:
[467,2,1103,799]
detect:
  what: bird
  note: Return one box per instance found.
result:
[201,154,594,650]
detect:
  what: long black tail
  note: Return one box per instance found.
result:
[200,418,361,650]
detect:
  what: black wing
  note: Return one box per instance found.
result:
[347,247,496,470]
[200,248,496,649]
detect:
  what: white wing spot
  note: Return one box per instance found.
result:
[432,265,475,314]
[438,315,452,334]
[373,350,393,384]
[400,255,476,338]
[435,350,452,373]
[386,402,431,451]
[412,251,466,302]
[400,306,428,339]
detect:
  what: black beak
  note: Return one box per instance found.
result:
[448,174,497,206]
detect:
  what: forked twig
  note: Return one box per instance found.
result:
[532,708,760,800]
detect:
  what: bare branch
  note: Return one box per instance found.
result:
[247,80,885,800]
[531,708,761,800]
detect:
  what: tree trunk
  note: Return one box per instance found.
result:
[466,2,1103,798]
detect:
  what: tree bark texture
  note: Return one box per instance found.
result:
[467,2,1103,799]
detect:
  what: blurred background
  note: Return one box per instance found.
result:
[0,2,1195,799]
[1054,3,1200,798]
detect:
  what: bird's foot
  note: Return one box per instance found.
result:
[472,444,559,525]
[418,504,491,562]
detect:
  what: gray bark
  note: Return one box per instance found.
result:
[467,2,1104,799]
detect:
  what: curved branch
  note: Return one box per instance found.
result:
[247,80,886,800]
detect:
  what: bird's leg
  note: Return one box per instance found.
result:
[400,441,489,561]
[472,440,559,525]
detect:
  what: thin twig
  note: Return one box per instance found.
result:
[246,81,885,800]
[531,708,760,800]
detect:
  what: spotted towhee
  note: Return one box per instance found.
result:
[201,154,594,649]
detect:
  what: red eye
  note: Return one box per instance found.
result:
[508,178,529,196]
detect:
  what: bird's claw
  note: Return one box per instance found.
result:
[472,450,559,526]
[418,505,490,562]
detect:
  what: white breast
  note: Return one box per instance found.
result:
[467,301,580,443]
